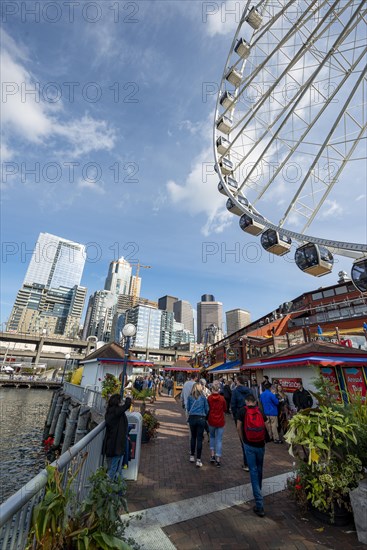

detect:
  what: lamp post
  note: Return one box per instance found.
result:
[120,323,136,399]
[62,353,71,384]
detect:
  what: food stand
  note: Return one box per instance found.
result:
[163,360,202,398]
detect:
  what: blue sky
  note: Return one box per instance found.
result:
[1,1,366,331]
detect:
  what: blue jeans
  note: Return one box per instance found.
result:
[244,444,265,510]
[209,425,224,457]
[188,416,206,459]
[107,455,124,480]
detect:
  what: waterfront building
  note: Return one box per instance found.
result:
[226,309,251,335]
[173,300,194,334]
[197,294,223,343]
[23,232,85,289]
[158,295,178,313]
[7,283,86,338]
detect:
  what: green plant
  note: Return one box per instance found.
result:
[27,465,138,550]
[310,371,343,407]
[142,409,160,439]
[285,406,363,522]
[344,393,367,469]
[101,373,121,399]
[131,388,153,401]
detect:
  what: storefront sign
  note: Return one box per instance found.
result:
[271,377,302,393]
[320,366,342,402]
[343,367,367,402]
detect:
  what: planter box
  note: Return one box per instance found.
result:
[350,479,367,544]
[310,502,352,526]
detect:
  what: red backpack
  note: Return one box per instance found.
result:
[244,406,266,443]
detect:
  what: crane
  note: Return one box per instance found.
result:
[129,261,152,306]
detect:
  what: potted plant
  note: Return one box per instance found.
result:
[101,373,120,400]
[285,405,363,524]
[141,409,160,443]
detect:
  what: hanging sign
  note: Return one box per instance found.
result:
[320,366,342,402]
[343,367,367,402]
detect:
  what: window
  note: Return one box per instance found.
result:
[323,289,335,298]
[335,285,347,295]
[312,292,323,300]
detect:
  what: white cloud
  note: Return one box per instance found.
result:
[203,1,246,37]
[319,199,343,219]
[77,178,105,195]
[1,30,116,156]
[355,194,366,202]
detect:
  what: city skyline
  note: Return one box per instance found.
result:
[1,5,365,333]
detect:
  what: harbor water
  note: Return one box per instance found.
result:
[0,387,52,503]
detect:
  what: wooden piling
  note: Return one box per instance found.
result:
[43,389,62,439]
[61,404,80,454]
[74,406,91,443]
[49,393,64,436]
[53,397,71,447]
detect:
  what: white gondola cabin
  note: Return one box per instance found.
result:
[246,7,263,29]
[216,136,231,155]
[235,38,251,59]
[351,257,367,293]
[261,229,292,256]
[295,243,334,277]
[220,91,235,109]
[216,115,233,134]
[218,177,238,195]
[219,157,234,175]
[239,213,265,235]
[226,196,249,216]
[225,66,243,87]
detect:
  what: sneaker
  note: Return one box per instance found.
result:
[253,506,265,517]
[216,460,221,468]
[210,456,216,464]
[196,459,203,468]
[189,455,195,463]
[242,465,250,472]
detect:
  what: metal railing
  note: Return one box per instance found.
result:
[63,382,106,415]
[0,421,106,550]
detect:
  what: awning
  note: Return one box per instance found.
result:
[210,359,241,373]
[163,366,201,372]
[206,361,224,372]
[242,355,367,370]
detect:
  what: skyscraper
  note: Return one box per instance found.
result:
[197,294,223,344]
[173,300,194,334]
[23,232,85,288]
[158,295,178,313]
[8,232,86,337]
[226,309,251,335]
[126,305,162,349]
[104,258,133,295]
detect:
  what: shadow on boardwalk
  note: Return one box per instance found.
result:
[127,395,362,550]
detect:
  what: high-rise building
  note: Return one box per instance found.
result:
[197,294,223,344]
[82,290,117,341]
[104,258,132,295]
[173,300,194,334]
[158,295,178,312]
[126,305,162,349]
[8,232,86,337]
[7,283,86,338]
[226,309,251,335]
[23,232,85,288]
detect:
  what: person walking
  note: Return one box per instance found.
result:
[200,378,211,441]
[207,380,227,467]
[231,375,253,470]
[187,382,209,468]
[260,384,281,443]
[237,393,268,517]
[181,372,198,413]
[293,381,313,411]
[222,380,232,414]
[103,393,132,480]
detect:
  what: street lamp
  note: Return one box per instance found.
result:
[120,324,136,399]
[62,353,71,384]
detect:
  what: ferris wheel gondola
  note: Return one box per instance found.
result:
[351,258,367,293]
[214,0,367,283]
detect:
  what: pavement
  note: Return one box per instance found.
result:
[125,394,363,550]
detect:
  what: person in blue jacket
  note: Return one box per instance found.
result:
[187,382,209,468]
[260,384,282,443]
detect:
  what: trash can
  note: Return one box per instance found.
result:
[123,412,142,481]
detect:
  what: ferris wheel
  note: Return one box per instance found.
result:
[214,0,367,292]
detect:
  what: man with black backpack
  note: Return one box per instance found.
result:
[236,394,268,518]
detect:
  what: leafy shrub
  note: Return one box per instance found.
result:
[101,373,121,399]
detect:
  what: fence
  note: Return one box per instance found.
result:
[0,421,106,550]
[63,382,106,415]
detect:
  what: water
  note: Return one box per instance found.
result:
[0,388,53,503]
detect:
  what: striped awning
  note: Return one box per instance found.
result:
[210,359,241,373]
[206,361,224,372]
